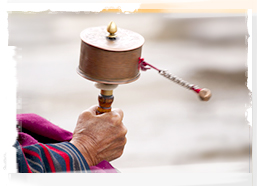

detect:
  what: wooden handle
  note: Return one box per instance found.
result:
[94,83,118,115]
[96,90,114,115]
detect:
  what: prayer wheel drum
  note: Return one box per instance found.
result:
[78,22,145,84]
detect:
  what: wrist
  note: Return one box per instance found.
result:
[70,139,95,167]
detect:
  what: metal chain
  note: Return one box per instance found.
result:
[158,70,199,90]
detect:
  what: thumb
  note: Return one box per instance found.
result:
[87,105,98,115]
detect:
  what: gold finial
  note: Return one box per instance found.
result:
[199,88,212,101]
[107,21,117,38]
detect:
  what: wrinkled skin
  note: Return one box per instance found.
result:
[70,105,127,167]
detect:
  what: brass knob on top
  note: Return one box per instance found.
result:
[107,21,117,38]
[199,88,212,101]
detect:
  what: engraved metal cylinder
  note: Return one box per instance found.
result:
[78,26,145,84]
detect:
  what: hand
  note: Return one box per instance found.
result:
[70,105,127,166]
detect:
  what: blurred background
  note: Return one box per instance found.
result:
[8,11,251,173]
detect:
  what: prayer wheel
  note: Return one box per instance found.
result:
[78,21,144,114]
[77,21,211,115]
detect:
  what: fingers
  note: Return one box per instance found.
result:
[79,106,124,127]
[87,106,124,123]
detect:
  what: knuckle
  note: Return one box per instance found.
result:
[117,149,124,158]
[113,108,123,118]
[122,125,128,135]
[110,114,121,125]
[115,125,127,139]
[119,137,127,148]
[118,109,124,119]
[122,137,127,146]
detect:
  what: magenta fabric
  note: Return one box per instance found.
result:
[16,113,117,173]
[90,160,118,173]
[17,132,39,147]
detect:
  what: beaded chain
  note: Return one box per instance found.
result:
[158,69,200,91]
[138,57,211,101]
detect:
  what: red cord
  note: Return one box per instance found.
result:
[191,87,202,93]
[138,58,160,71]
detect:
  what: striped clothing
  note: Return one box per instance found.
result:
[15,113,117,173]
[14,141,91,173]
